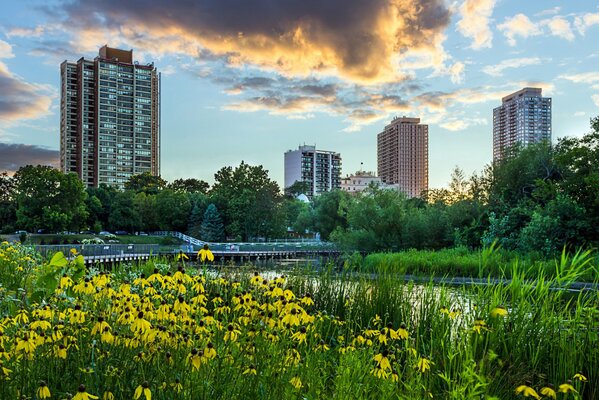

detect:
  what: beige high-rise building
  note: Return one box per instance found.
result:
[377,117,428,198]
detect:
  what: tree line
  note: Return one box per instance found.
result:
[1,117,598,253]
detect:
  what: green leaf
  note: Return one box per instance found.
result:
[49,251,68,268]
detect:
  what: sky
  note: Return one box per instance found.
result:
[0,0,598,189]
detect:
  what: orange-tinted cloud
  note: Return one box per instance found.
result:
[51,0,452,84]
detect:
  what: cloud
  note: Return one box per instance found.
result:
[536,7,561,17]
[574,12,599,35]
[0,143,59,173]
[574,111,586,117]
[439,117,486,132]
[456,0,497,49]
[542,16,575,41]
[497,13,541,46]
[38,0,455,85]
[0,40,15,58]
[482,57,543,77]
[593,95,599,108]
[0,61,53,121]
[559,72,599,84]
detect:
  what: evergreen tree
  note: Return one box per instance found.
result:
[188,202,204,238]
[200,204,224,241]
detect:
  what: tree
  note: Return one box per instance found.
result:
[155,189,192,232]
[125,172,167,194]
[13,166,88,232]
[169,178,210,194]
[133,192,159,232]
[200,204,225,241]
[86,185,118,231]
[188,201,205,238]
[311,190,350,241]
[331,187,405,251]
[285,180,310,198]
[211,161,283,241]
[0,172,17,233]
[108,191,140,232]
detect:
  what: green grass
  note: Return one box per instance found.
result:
[348,246,599,282]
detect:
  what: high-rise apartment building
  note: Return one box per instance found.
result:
[284,145,342,199]
[60,45,160,188]
[492,87,551,162]
[377,117,428,198]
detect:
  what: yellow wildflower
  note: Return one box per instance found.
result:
[37,381,51,399]
[198,244,214,262]
[515,385,540,399]
[73,385,99,400]
[134,382,152,400]
[490,306,508,318]
[558,383,577,393]
[290,376,302,390]
[540,386,556,399]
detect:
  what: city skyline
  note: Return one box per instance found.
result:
[0,1,598,189]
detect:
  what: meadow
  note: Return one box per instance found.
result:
[0,241,596,399]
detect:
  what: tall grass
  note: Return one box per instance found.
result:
[355,246,598,282]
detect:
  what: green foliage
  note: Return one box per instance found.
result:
[211,161,284,240]
[108,191,141,232]
[155,189,192,231]
[200,203,225,241]
[124,172,167,194]
[169,178,210,194]
[13,165,88,233]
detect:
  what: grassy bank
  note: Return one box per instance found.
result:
[346,246,598,282]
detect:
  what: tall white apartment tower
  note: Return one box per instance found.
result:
[284,145,342,199]
[60,45,161,188]
[377,117,428,198]
[493,87,551,162]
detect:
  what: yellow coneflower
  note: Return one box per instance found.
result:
[490,306,508,318]
[573,373,587,382]
[37,381,51,399]
[291,326,308,344]
[290,376,303,390]
[515,385,540,399]
[0,360,12,377]
[103,391,115,400]
[540,385,556,399]
[204,342,217,360]
[243,364,257,375]
[472,319,489,334]
[224,324,241,342]
[72,384,99,400]
[134,382,152,400]
[558,382,577,394]
[198,244,214,262]
[172,379,183,393]
[315,339,330,352]
[187,348,202,371]
[373,350,392,371]
[300,293,314,306]
[416,357,433,373]
[53,343,67,359]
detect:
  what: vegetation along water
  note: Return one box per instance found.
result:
[0,241,596,399]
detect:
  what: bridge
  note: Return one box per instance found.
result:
[33,239,339,265]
